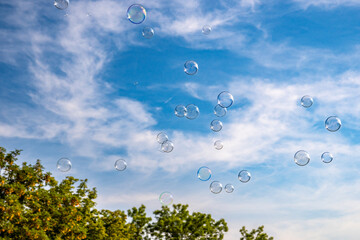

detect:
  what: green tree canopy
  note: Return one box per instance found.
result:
[240,225,274,240]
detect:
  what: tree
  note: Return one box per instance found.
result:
[240,225,274,240]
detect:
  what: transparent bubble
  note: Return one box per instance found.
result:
[294,150,310,166]
[142,27,154,39]
[210,120,223,132]
[57,158,72,172]
[184,61,198,75]
[225,184,234,193]
[202,25,212,35]
[238,170,251,183]
[127,4,146,24]
[114,159,127,171]
[325,116,341,132]
[157,132,168,144]
[217,91,234,108]
[159,192,173,206]
[321,152,333,163]
[214,104,227,117]
[197,166,212,181]
[214,140,223,150]
[161,140,174,153]
[54,0,69,10]
[210,181,222,194]
[175,105,187,118]
[185,104,199,120]
[301,95,313,108]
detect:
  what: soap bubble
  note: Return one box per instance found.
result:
[197,166,212,181]
[157,132,168,144]
[57,158,72,172]
[175,105,187,118]
[210,181,222,194]
[214,104,227,117]
[142,27,154,39]
[238,170,251,183]
[210,120,223,132]
[54,0,69,10]
[217,91,234,108]
[321,152,333,163]
[214,140,223,150]
[159,192,173,206]
[202,25,212,35]
[301,95,313,108]
[325,116,341,132]
[225,184,234,193]
[127,4,146,24]
[114,159,127,171]
[185,104,199,120]
[294,150,310,166]
[161,140,174,153]
[184,61,198,75]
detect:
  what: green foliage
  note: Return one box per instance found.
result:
[240,225,274,240]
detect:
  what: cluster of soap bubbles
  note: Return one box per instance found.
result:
[157,132,174,153]
[294,150,334,166]
[127,4,155,39]
[175,104,200,120]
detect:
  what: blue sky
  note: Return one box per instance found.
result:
[2,0,360,239]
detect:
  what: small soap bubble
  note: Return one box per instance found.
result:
[210,181,222,194]
[197,166,212,181]
[57,157,72,172]
[161,140,174,153]
[214,104,227,117]
[301,95,313,108]
[185,104,199,120]
[184,61,198,75]
[157,132,168,144]
[238,170,251,183]
[159,192,173,206]
[54,0,69,10]
[142,27,154,39]
[225,184,234,193]
[294,150,310,166]
[210,120,223,132]
[217,91,234,108]
[114,159,127,171]
[202,25,212,35]
[214,140,223,150]
[321,152,333,163]
[325,116,341,132]
[127,4,146,24]
[175,105,187,118]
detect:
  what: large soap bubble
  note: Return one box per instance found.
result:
[185,104,199,120]
[294,150,310,166]
[214,104,227,117]
[202,25,212,35]
[142,27,154,39]
[127,4,146,24]
[197,166,212,181]
[114,159,127,171]
[175,105,187,118]
[225,184,234,193]
[217,91,234,108]
[321,152,333,163]
[210,181,222,194]
[161,140,174,153]
[210,120,223,132]
[57,157,72,172]
[159,192,173,206]
[54,0,69,10]
[214,140,223,150]
[325,116,341,132]
[184,61,198,75]
[238,170,251,183]
[157,132,168,144]
[301,95,313,108]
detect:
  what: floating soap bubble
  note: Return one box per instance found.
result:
[57,158,72,172]
[114,159,127,171]
[161,140,174,153]
[54,0,69,10]
[325,116,341,132]
[185,104,199,120]
[197,166,212,181]
[225,184,234,193]
[202,25,212,35]
[321,152,333,163]
[184,61,198,75]
[294,150,310,166]
[210,120,223,132]
[157,132,168,144]
[159,192,173,206]
[210,181,222,194]
[214,140,223,150]
[142,27,154,39]
[301,95,313,108]
[175,105,187,118]
[127,4,146,24]
[217,91,234,108]
[238,170,251,183]
[214,104,227,117]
